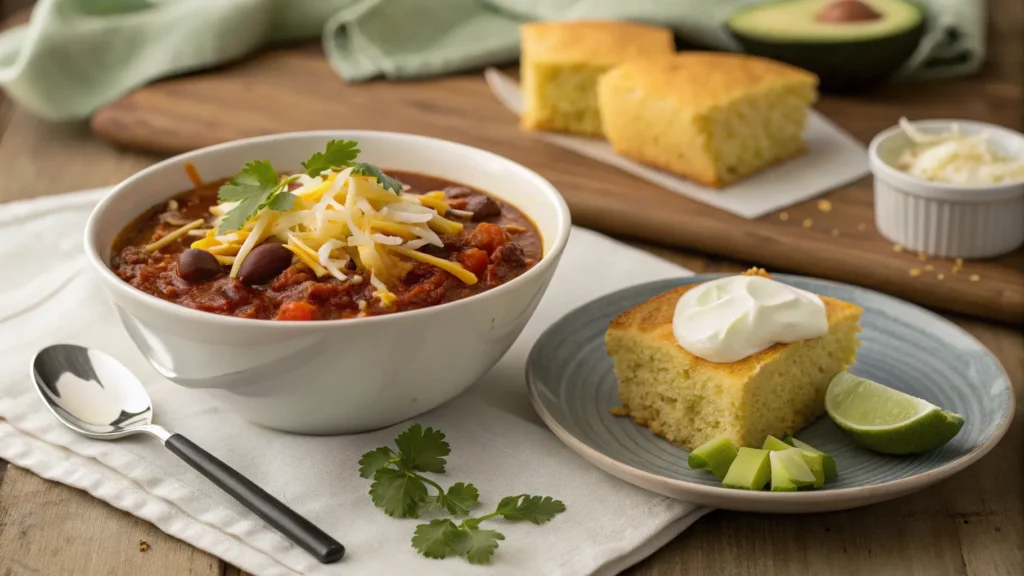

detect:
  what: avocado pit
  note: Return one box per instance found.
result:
[817,0,882,23]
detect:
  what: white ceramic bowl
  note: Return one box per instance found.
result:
[868,119,1024,259]
[84,131,571,434]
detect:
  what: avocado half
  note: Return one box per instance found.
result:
[727,0,925,92]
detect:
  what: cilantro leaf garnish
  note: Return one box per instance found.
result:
[395,424,450,473]
[409,494,563,564]
[216,160,294,233]
[358,446,396,479]
[301,139,360,176]
[495,495,566,524]
[303,140,403,194]
[451,526,505,565]
[412,519,460,559]
[370,467,428,518]
[360,424,565,565]
[437,482,479,516]
[359,425,467,519]
[217,160,279,201]
[352,163,403,194]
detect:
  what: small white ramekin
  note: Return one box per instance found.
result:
[868,119,1024,259]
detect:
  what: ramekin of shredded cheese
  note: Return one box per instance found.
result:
[869,119,1024,258]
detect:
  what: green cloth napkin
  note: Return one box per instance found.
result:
[0,0,985,121]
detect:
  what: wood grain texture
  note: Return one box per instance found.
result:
[0,466,222,576]
[87,6,1024,324]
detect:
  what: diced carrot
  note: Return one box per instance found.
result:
[456,248,489,276]
[468,222,507,254]
[184,162,203,187]
[276,300,318,321]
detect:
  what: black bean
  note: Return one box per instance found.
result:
[444,187,500,221]
[178,249,222,282]
[237,243,293,285]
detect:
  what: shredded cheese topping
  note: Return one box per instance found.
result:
[188,169,477,305]
[895,118,1024,185]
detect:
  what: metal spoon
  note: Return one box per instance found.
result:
[30,344,345,564]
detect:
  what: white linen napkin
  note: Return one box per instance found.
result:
[485,68,870,219]
[0,189,708,576]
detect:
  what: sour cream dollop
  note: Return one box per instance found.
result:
[672,275,828,363]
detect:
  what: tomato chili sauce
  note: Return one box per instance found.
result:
[111,172,542,321]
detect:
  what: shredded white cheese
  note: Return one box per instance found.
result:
[895,118,1024,185]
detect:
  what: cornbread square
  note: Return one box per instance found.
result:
[520,21,675,136]
[605,269,861,450]
[597,53,819,187]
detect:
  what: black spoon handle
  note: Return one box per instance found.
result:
[164,434,344,564]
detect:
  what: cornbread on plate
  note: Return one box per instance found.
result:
[605,269,861,450]
[597,53,819,187]
[519,21,675,136]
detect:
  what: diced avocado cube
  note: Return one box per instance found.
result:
[770,449,815,491]
[781,435,796,446]
[790,438,837,481]
[762,435,792,452]
[722,447,771,491]
[687,435,739,480]
[770,466,798,491]
[799,452,826,488]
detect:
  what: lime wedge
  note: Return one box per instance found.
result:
[825,371,964,455]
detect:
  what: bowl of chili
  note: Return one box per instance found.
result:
[84,131,571,434]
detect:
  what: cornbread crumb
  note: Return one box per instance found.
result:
[610,406,630,416]
[952,266,961,274]
[605,268,862,450]
[937,274,945,280]
[955,258,964,266]
[780,212,790,221]
[970,274,980,282]
[803,218,813,228]
[893,244,904,252]
[597,53,818,187]
[918,252,928,261]
[909,268,922,277]
[138,541,150,553]
[817,199,832,212]
[520,21,675,136]
[857,223,866,231]
[924,264,934,271]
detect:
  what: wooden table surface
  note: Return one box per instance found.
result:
[0,6,1022,576]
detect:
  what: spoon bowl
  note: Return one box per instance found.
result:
[32,344,167,441]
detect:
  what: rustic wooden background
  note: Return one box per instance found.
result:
[0,0,1021,574]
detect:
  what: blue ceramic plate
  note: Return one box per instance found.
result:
[526,275,1014,513]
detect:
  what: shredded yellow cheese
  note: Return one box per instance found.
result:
[391,246,478,285]
[146,219,206,253]
[202,166,482,304]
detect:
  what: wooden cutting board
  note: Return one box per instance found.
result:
[89,44,1024,324]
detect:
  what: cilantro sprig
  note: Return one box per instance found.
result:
[301,140,403,193]
[215,139,401,233]
[412,495,566,564]
[359,424,566,565]
[359,424,479,518]
[215,160,297,233]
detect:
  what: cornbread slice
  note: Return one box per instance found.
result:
[605,269,861,450]
[597,53,819,187]
[520,21,675,136]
